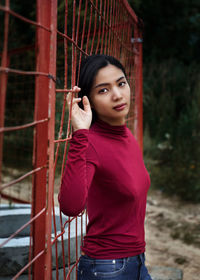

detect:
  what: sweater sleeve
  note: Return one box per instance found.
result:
[58,129,98,216]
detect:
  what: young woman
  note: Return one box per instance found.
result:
[58,55,152,280]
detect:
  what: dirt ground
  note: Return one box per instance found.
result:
[145,189,200,280]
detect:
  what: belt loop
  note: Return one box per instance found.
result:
[138,253,144,264]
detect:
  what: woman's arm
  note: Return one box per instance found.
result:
[58,130,98,216]
[58,86,95,216]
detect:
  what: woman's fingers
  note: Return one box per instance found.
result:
[82,96,91,113]
[67,89,91,114]
[66,88,92,131]
[71,97,81,104]
[67,91,81,107]
[73,86,81,92]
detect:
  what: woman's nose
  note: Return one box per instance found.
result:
[112,87,122,100]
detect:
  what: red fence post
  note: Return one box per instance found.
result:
[32,1,57,279]
[0,0,9,185]
[134,26,143,151]
[44,0,57,278]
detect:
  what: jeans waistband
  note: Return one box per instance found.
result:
[80,253,145,265]
[127,253,145,263]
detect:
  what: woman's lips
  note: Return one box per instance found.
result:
[113,103,126,111]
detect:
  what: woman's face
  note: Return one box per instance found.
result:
[90,64,130,126]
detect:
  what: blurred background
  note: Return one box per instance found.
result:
[1,0,199,202]
[1,1,200,279]
[129,0,200,203]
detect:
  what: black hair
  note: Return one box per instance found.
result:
[76,54,127,123]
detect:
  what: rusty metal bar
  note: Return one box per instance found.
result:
[0,118,48,133]
[107,0,112,55]
[0,207,46,248]
[103,0,110,54]
[44,0,57,279]
[133,25,143,150]
[116,1,121,57]
[85,4,93,54]
[76,0,88,83]
[31,0,53,278]
[0,5,51,32]
[95,0,102,53]
[54,137,72,143]
[64,0,69,89]
[56,89,77,93]
[100,0,106,53]
[0,192,29,204]
[74,0,82,69]
[0,66,53,77]
[71,0,76,88]
[109,0,115,55]
[57,30,88,56]
[121,0,138,24]
[0,44,34,57]
[12,249,45,280]
[57,3,70,277]
[89,0,98,54]
[114,0,120,57]
[0,0,9,186]
[66,259,80,280]
[0,166,46,191]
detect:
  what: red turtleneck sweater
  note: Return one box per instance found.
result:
[58,120,150,259]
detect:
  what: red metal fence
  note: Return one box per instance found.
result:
[0,0,143,279]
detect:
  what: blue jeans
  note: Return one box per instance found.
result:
[77,253,152,280]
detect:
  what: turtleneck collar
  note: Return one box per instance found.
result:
[91,119,128,137]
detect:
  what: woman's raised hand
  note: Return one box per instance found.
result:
[67,86,92,132]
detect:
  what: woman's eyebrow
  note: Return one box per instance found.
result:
[94,82,110,89]
[116,76,126,82]
[94,76,125,89]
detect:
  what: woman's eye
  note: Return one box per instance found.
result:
[119,81,126,87]
[98,88,108,94]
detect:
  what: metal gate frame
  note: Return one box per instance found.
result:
[0,1,143,279]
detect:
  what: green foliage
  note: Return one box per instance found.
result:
[143,60,200,202]
[129,0,200,63]
[128,0,200,202]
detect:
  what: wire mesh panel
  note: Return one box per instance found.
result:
[0,0,143,279]
[54,1,143,279]
[0,1,57,279]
